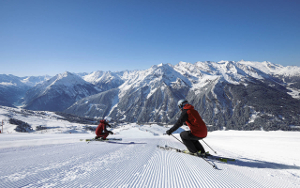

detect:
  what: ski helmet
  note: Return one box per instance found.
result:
[104,116,112,122]
[177,99,188,109]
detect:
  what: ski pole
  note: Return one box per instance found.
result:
[170,134,218,169]
[171,134,183,144]
[202,139,217,154]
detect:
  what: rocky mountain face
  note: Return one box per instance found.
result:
[168,61,300,131]
[65,61,300,131]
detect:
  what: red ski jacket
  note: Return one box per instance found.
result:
[168,104,207,138]
[95,120,111,136]
[184,104,207,138]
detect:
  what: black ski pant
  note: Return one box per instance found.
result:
[180,131,205,153]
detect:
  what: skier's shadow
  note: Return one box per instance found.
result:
[223,157,300,170]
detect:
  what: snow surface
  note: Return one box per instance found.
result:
[0,107,299,187]
[287,87,300,99]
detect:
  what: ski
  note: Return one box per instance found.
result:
[80,138,122,142]
[157,145,218,169]
[157,145,235,163]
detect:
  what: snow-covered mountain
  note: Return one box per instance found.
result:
[0,74,31,107]
[23,72,99,111]
[83,70,125,92]
[0,74,51,107]
[65,61,300,131]
[20,75,52,87]
[1,61,300,131]
[173,61,300,130]
[66,64,191,122]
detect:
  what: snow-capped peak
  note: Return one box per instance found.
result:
[157,63,163,67]
[50,71,87,86]
[83,71,105,84]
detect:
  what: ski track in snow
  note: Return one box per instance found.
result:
[0,126,299,188]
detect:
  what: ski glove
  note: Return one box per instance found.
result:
[166,130,172,135]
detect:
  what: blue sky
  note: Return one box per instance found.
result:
[1,0,300,76]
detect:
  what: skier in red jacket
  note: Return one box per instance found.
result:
[95,117,114,140]
[166,99,207,156]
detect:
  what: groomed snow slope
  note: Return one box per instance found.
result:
[0,124,299,188]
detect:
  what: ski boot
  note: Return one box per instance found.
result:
[196,151,209,158]
[182,150,193,154]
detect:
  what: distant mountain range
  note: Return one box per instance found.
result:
[1,60,300,131]
[22,72,99,112]
[0,74,51,107]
